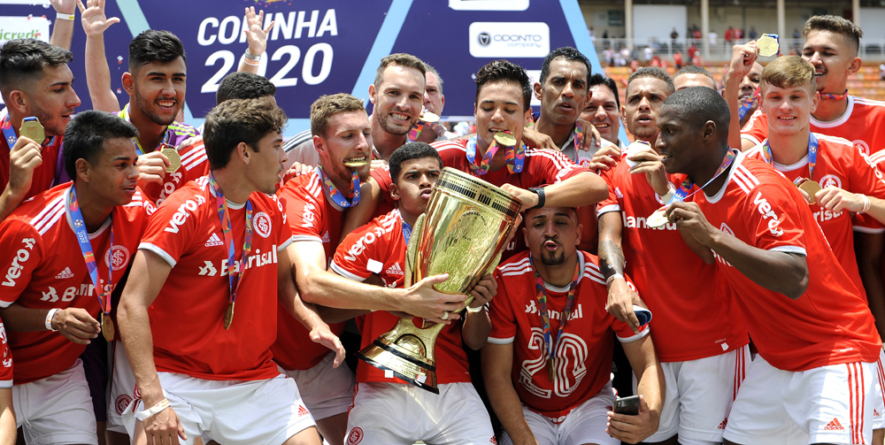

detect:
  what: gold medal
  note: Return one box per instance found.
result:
[547,358,556,382]
[20,117,45,144]
[647,208,670,228]
[419,111,440,123]
[758,34,780,57]
[344,159,369,168]
[494,131,517,147]
[160,146,181,173]
[223,301,235,330]
[797,179,822,204]
[101,313,115,342]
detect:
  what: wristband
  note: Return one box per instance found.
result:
[242,57,260,67]
[57,12,76,21]
[860,194,872,214]
[137,398,171,421]
[659,184,676,204]
[465,303,484,313]
[528,187,545,209]
[606,273,624,285]
[45,308,59,331]
[244,50,261,61]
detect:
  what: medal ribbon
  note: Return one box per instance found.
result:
[821,89,849,101]
[2,116,52,149]
[666,148,740,206]
[67,187,113,315]
[466,136,525,176]
[761,133,819,181]
[118,103,171,155]
[573,121,585,151]
[209,174,253,308]
[529,253,580,380]
[318,166,360,208]
[399,210,412,245]
[737,87,761,122]
[408,120,446,142]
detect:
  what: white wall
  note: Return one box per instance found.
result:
[633,5,686,46]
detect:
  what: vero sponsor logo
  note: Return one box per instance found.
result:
[164,195,206,233]
[752,192,783,237]
[3,238,36,287]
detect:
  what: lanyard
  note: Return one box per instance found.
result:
[118,104,170,155]
[667,148,739,205]
[529,253,580,382]
[209,174,253,310]
[318,166,360,208]
[2,116,52,148]
[408,120,446,142]
[399,210,412,245]
[821,89,849,101]
[67,187,113,315]
[573,121,584,151]
[761,133,819,181]
[466,136,525,176]
[737,87,760,122]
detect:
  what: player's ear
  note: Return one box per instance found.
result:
[533,82,543,101]
[848,56,862,75]
[702,120,716,141]
[6,90,28,115]
[810,91,820,114]
[75,158,91,183]
[368,84,377,105]
[236,141,251,164]
[575,223,583,246]
[313,135,325,154]
[389,182,401,201]
[122,72,135,96]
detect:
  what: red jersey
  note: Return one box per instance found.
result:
[598,160,748,362]
[142,135,210,206]
[0,184,152,383]
[273,168,346,371]
[330,209,471,384]
[139,178,292,381]
[0,319,12,388]
[741,97,885,157]
[489,251,648,421]
[370,166,397,220]
[0,116,64,200]
[745,134,885,297]
[693,152,881,371]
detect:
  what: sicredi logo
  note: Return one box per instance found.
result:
[469,22,549,58]
[0,16,51,45]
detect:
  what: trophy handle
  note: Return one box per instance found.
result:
[404,213,426,288]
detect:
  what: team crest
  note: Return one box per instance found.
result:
[719,223,735,237]
[254,212,272,238]
[347,427,364,445]
[854,140,870,157]
[818,174,842,190]
[104,245,131,271]
[115,394,133,415]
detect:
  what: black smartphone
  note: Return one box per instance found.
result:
[614,395,641,415]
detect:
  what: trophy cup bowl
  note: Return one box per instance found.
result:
[357,167,521,393]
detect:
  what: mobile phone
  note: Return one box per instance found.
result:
[614,395,641,415]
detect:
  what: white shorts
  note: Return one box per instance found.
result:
[128,372,316,445]
[280,351,354,420]
[872,348,885,430]
[499,382,618,445]
[346,381,494,445]
[106,341,137,434]
[724,357,876,445]
[641,345,750,445]
[12,359,98,445]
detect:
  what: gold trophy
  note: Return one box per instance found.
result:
[358,167,521,393]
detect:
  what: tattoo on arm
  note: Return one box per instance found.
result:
[598,213,626,279]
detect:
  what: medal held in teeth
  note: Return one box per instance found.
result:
[344,156,368,168]
[494,131,517,147]
[160,145,181,173]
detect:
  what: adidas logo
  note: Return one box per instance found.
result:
[824,418,845,431]
[718,419,727,430]
[55,267,74,279]
[615,187,623,199]
[386,262,404,276]
[297,405,309,417]
[205,233,223,247]
[322,231,330,243]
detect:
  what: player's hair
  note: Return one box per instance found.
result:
[216,72,276,105]
[524,206,578,222]
[673,65,716,85]
[63,110,139,181]
[761,56,816,94]
[627,67,675,95]
[803,15,863,55]
[310,93,366,138]
[540,47,592,87]
[423,62,444,95]
[203,97,286,170]
[373,53,426,89]
[663,87,730,141]
[128,30,186,72]
[389,142,443,183]
[589,74,620,109]
[0,39,73,96]
[475,60,532,112]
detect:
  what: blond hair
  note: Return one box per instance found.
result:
[761,56,816,94]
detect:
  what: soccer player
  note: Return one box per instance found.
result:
[0,39,80,221]
[0,110,150,445]
[117,97,341,445]
[672,65,717,91]
[330,142,497,445]
[580,74,624,150]
[284,53,426,167]
[412,63,451,144]
[621,67,674,147]
[483,205,664,445]
[659,86,881,445]
[598,80,750,444]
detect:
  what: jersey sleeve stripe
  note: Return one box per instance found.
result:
[736,164,760,186]
[0,379,11,388]
[329,262,367,282]
[30,195,65,227]
[501,266,534,277]
[741,134,762,145]
[279,237,294,251]
[291,235,323,243]
[597,204,620,216]
[306,174,322,197]
[35,207,65,236]
[853,226,885,234]
[180,145,205,163]
[283,129,313,152]
[498,257,531,272]
[487,336,515,345]
[617,327,651,343]
[732,169,754,195]
[769,246,807,256]
[139,243,178,267]
[582,273,606,286]
[184,154,208,171]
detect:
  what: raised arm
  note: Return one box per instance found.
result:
[502,171,609,211]
[482,342,539,445]
[78,0,121,113]
[49,0,77,50]
[237,7,274,75]
[724,42,759,150]
[0,136,42,223]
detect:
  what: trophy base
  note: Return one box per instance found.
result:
[357,320,444,394]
